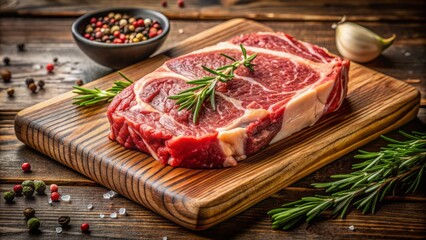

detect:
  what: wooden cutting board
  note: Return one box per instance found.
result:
[14,19,420,230]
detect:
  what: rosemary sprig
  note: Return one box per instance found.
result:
[268,131,426,230]
[72,71,133,106]
[168,44,257,123]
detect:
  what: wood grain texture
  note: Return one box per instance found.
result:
[1,0,425,22]
[12,19,421,230]
[1,184,425,239]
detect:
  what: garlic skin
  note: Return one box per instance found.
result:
[335,21,396,63]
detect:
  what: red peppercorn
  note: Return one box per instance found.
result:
[50,184,58,193]
[113,38,123,44]
[178,0,185,8]
[119,34,126,41]
[51,192,60,201]
[96,21,103,27]
[110,18,116,24]
[46,63,54,73]
[137,19,144,26]
[149,31,157,38]
[113,31,120,37]
[157,29,163,35]
[81,223,90,232]
[84,33,90,39]
[152,23,160,29]
[90,17,97,24]
[13,184,23,195]
[22,162,31,172]
[89,37,94,41]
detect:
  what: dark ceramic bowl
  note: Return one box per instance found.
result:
[71,8,169,69]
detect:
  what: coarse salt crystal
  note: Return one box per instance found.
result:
[56,227,63,234]
[48,198,53,205]
[178,29,184,34]
[103,193,111,199]
[119,208,126,215]
[163,237,167,240]
[108,190,117,198]
[100,213,105,218]
[110,212,117,219]
[32,64,42,70]
[87,204,93,210]
[404,52,411,56]
[61,195,71,202]
[349,225,355,231]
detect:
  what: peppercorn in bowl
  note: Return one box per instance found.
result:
[71,8,170,69]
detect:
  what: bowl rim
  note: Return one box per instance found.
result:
[71,7,170,48]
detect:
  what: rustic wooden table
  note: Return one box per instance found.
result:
[1,1,425,239]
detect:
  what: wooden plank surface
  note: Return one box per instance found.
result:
[12,19,420,230]
[1,19,425,112]
[1,0,425,22]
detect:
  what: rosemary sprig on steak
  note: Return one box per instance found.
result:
[268,131,426,230]
[168,44,257,123]
[72,72,133,106]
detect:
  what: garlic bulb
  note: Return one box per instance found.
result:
[334,17,396,63]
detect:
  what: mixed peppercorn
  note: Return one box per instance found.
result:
[83,12,164,44]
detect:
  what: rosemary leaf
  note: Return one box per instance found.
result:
[268,131,426,230]
[168,44,257,123]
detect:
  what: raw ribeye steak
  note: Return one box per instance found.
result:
[107,32,350,168]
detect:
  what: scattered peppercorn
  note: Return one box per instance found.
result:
[46,63,54,73]
[3,191,15,203]
[27,217,40,232]
[25,78,35,87]
[28,83,37,93]
[50,184,58,193]
[34,180,46,194]
[17,43,26,52]
[23,186,34,198]
[53,57,58,63]
[161,0,168,7]
[22,162,31,172]
[58,216,71,226]
[76,79,84,86]
[7,88,15,97]
[13,184,23,195]
[23,207,36,219]
[83,12,163,44]
[1,69,11,82]
[22,180,34,188]
[51,191,60,201]
[177,0,185,8]
[81,223,90,232]
[3,57,10,65]
[37,80,45,89]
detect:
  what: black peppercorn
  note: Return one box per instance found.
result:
[58,216,71,226]
[23,207,36,219]
[28,83,37,93]
[25,78,35,87]
[37,80,45,89]
[17,43,25,52]
[1,69,11,82]
[53,57,58,63]
[6,88,14,97]
[3,57,10,65]
[76,79,84,86]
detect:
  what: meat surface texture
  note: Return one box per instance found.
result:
[107,32,350,168]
